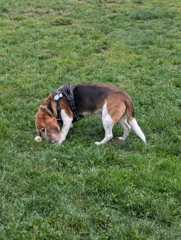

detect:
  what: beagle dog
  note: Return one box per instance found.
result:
[35,82,146,145]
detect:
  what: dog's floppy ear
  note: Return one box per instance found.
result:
[50,100,57,117]
[43,94,57,117]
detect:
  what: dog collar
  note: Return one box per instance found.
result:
[54,82,84,125]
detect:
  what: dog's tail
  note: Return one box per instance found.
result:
[125,98,146,143]
[129,118,146,143]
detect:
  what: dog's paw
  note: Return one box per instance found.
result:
[118,137,125,141]
[95,141,101,145]
[58,140,63,144]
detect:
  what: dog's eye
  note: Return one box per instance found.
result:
[41,128,45,132]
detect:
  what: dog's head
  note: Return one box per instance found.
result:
[35,103,61,144]
[35,91,73,144]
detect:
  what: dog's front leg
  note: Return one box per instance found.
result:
[58,110,73,144]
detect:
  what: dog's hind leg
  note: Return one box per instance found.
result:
[95,120,114,145]
[95,103,114,145]
[118,117,131,141]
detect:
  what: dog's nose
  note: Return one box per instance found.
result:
[51,138,59,144]
[50,134,60,144]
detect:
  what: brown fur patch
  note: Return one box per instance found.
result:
[106,95,126,123]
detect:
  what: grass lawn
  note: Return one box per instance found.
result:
[0,0,181,239]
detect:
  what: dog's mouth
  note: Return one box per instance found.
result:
[36,129,60,144]
[50,138,59,144]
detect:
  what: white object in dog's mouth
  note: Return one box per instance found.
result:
[34,136,42,142]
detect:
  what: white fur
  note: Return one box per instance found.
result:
[58,110,73,144]
[129,118,146,143]
[95,103,114,145]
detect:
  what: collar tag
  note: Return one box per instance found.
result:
[54,92,63,101]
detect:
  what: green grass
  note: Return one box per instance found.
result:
[0,0,181,239]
